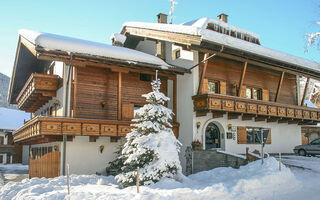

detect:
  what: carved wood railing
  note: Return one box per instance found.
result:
[193,93,320,124]
[13,116,179,143]
[16,73,59,112]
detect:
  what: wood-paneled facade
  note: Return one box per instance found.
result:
[194,54,319,125]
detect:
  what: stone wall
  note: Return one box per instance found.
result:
[192,150,247,174]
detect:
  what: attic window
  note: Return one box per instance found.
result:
[140,73,152,82]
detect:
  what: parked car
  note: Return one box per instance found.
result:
[294,138,320,156]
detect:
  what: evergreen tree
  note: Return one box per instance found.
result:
[114,77,182,187]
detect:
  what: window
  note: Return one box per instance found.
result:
[0,136,4,145]
[311,138,320,145]
[246,127,270,144]
[140,73,152,82]
[208,81,219,93]
[246,87,262,100]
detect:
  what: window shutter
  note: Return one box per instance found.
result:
[239,85,246,98]
[262,89,269,101]
[220,80,226,95]
[237,126,247,144]
[122,104,134,120]
[266,128,271,144]
[200,78,208,94]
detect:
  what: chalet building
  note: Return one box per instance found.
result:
[8,13,320,177]
[120,13,320,172]
[0,129,15,164]
[8,30,185,177]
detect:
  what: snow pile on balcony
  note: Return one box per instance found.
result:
[2,157,317,200]
[18,29,170,69]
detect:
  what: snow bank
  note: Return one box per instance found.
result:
[0,158,307,200]
[19,29,170,69]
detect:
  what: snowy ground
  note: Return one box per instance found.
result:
[0,157,319,200]
[0,164,29,185]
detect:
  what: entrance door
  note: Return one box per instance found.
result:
[205,122,220,149]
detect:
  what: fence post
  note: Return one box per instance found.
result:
[279,152,281,171]
[136,167,140,193]
[67,164,70,195]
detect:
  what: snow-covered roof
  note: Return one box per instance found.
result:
[123,18,320,73]
[19,29,170,69]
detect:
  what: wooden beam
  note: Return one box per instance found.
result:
[118,72,122,120]
[278,118,288,124]
[212,111,225,118]
[196,111,207,117]
[173,76,177,122]
[242,114,254,121]
[267,117,279,123]
[197,53,210,95]
[301,77,310,106]
[288,120,299,124]
[274,71,285,102]
[228,112,241,120]
[237,61,247,97]
[255,116,267,122]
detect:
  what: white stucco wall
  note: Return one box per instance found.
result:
[65,136,122,175]
[195,114,302,154]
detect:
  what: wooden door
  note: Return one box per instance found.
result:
[29,151,60,178]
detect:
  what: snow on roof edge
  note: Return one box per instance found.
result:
[122,21,320,73]
[18,29,170,69]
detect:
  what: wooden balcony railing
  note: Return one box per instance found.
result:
[193,93,320,124]
[13,116,179,143]
[16,73,59,112]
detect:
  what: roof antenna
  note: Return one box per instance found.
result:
[169,0,178,24]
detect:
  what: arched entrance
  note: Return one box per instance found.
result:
[205,122,221,149]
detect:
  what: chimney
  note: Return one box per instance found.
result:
[217,13,228,23]
[157,13,168,24]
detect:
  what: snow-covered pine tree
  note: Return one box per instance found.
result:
[115,76,182,187]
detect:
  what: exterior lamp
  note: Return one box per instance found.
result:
[99,145,104,153]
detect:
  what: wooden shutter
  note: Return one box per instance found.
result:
[266,128,271,144]
[239,85,246,98]
[122,104,134,120]
[262,89,269,101]
[220,80,226,95]
[237,126,247,144]
[200,78,208,94]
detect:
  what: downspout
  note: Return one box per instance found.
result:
[62,54,73,176]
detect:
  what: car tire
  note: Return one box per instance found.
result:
[298,149,306,156]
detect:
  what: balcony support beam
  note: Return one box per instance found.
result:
[227,112,241,120]
[197,53,210,95]
[255,115,267,122]
[274,71,285,102]
[267,116,279,123]
[118,72,122,120]
[242,114,254,121]
[212,111,225,118]
[237,61,248,97]
[301,77,310,106]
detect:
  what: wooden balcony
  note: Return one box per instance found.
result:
[193,93,320,124]
[16,73,59,112]
[13,116,180,144]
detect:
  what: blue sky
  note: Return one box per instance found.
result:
[0,0,319,77]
